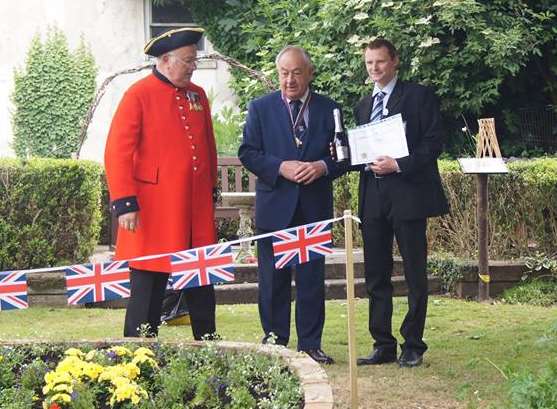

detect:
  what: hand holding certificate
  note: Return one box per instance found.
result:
[347,114,408,165]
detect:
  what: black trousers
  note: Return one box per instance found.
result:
[124,268,216,339]
[362,177,429,355]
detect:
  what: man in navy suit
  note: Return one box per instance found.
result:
[354,39,449,368]
[239,46,343,364]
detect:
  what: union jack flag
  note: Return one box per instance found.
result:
[65,261,130,305]
[272,221,333,269]
[0,271,28,311]
[170,244,235,290]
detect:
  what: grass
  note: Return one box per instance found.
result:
[1,297,556,408]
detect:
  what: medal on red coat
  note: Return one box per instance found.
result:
[186,90,203,111]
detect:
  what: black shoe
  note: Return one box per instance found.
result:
[357,348,397,366]
[398,350,423,368]
[301,348,335,365]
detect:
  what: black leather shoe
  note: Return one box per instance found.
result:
[357,349,397,366]
[398,350,423,368]
[301,348,335,365]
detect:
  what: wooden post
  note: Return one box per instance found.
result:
[343,210,358,409]
[476,174,490,300]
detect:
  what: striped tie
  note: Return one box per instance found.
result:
[369,91,385,123]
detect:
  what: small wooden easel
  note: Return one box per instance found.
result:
[458,118,508,301]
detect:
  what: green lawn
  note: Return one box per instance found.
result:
[1,297,556,409]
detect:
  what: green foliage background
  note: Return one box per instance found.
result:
[332,158,557,258]
[0,159,103,270]
[11,27,97,159]
[163,0,557,153]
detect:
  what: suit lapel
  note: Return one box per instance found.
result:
[359,94,373,125]
[274,92,299,151]
[300,91,317,157]
[386,80,403,115]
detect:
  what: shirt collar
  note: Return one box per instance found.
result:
[373,76,397,97]
[284,88,310,104]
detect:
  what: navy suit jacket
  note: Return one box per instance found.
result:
[239,90,343,231]
[354,80,449,221]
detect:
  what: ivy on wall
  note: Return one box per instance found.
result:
[11,27,97,159]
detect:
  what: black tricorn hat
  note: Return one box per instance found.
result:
[144,27,204,57]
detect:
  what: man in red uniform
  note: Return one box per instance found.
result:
[104,28,218,338]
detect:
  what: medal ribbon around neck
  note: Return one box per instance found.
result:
[282,93,311,147]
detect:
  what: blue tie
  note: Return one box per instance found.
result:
[370,91,385,123]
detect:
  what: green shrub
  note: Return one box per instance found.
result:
[508,359,557,408]
[11,26,97,158]
[0,158,103,270]
[333,158,557,259]
[500,280,557,307]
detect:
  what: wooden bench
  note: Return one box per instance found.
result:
[216,156,256,219]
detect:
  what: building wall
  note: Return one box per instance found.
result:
[0,0,237,162]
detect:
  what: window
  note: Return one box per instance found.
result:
[145,0,205,52]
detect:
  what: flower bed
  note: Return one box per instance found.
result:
[0,341,316,409]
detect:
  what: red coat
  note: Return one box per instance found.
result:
[104,73,217,272]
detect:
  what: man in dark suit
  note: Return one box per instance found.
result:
[239,46,343,364]
[354,38,449,367]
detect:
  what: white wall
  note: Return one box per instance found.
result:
[0,0,237,162]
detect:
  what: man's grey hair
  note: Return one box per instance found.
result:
[275,45,314,71]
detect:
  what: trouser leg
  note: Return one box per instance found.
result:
[361,218,398,351]
[184,285,216,340]
[257,234,292,346]
[124,269,168,337]
[294,257,325,350]
[395,218,428,354]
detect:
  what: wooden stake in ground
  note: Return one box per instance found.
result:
[343,210,358,408]
[475,118,502,301]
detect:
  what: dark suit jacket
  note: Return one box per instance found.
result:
[354,80,449,221]
[239,90,343,231]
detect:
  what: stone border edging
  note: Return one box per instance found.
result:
[1,339,334,409]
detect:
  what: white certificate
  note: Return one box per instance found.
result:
[347,114,409,165]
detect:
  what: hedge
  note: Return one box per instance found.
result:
[332,158,557,259]
[0,158,103,270]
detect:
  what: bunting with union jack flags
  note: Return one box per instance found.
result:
[272,221,333,269]
[65,261,130,305]
[0,271,28,310]
[170,243,235,290]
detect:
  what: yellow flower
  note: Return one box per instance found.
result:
[133,347,155,357]
[51,392,72,403]
[109,346,132,357]
[132,354,158,369]
[85,350,97,361]
[64,348,85,359]
[82,362,103,381]
[53,383,74,394]
[0,355,3,363]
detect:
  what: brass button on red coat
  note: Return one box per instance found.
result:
[176,96,180,100]
[193,156,197,160]
[193,166,198,171]
[191,145,196,150]
[181,116,186,120]
[179,106,184,110]
[187,135,193,140]
[185,125,190,130]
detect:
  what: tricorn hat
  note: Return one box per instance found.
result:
[144,27,204,57]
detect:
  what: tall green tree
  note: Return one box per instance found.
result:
[11,27,97,158]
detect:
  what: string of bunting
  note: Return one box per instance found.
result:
[0,214,360,311]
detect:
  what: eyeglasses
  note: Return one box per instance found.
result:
[170,53,198,67]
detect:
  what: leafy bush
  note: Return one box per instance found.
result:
[213,106,244,156]
[508,359,557,408]
[0,158,103,270]
[332,158,557,259]
[189,0,556,151]
[500,280,557,307]
[0,343,303,409]
[11,26,97,158]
